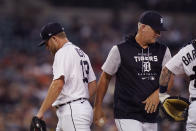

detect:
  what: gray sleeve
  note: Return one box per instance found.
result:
[101,45,121,75]
[162,47,172,67]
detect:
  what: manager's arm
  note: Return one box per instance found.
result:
[94,72,112,107]
[93,72,112,126]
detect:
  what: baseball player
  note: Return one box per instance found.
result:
[94,11,173,131]
[159,39,196,131]
[35,22,97,131]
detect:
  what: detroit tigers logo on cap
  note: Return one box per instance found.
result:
[139,10,167,31]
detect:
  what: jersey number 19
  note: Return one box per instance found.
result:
[80,60,89,83]
[75,48,89,84]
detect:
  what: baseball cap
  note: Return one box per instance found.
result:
[139,10,167,31]
[38,22,64,46]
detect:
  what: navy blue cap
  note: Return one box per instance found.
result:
[139,11,167,31]
[38,22,64,46]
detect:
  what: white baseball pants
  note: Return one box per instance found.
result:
[186,101,196,131]
[56,99,93,131]
[115,119,157,131]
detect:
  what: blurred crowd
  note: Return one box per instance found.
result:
[0,0,194,131]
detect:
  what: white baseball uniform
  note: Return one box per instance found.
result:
[165,42,196,131]
[52,42,96,131]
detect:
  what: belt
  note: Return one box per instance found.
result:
[55,98,88,109]
[190,97,196,102]
[190,75,195,81]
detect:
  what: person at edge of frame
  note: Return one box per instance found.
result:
[159,39,196,131]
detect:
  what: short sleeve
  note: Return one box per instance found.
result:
[52,49,71,81]
[102,45,121,75]
[162,47,172,67]
[87,57,96,82]
[165,49,185,75]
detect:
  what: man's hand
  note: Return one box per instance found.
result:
[142,89,160,113]
[93,106,106,127]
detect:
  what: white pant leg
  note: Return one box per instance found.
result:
[115,119,157,131]
[56,99,93,131]
[56,116,63,131]
[186,101,196,131]
[115,119,143,131]
[143,122,157,131]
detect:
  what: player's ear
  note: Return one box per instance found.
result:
[51,36,59,44]
[138,23,145,32]
[141,24,147,31]
[51,36,57,41]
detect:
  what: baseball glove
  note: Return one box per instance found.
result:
[159,96,190,122]
[30,116,46,131]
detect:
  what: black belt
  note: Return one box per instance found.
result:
[55,98,88,109]
[190,75,195,81]
[191,97,196,102]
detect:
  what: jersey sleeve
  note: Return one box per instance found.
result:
[102,45,121,75]
[165,49,185,75]
[87,57,96,83]
[162,47,172,67]
[52,49,71,81]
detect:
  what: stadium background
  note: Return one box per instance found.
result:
[0,0,195,130]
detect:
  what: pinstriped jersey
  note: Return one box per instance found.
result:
[166,41,196,98]
[52,42,96,107]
